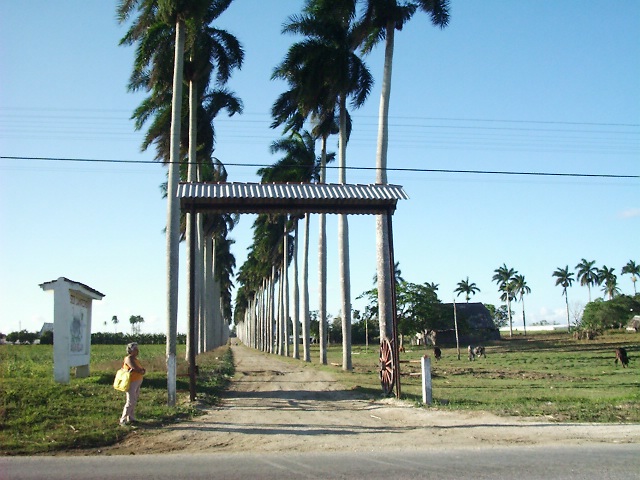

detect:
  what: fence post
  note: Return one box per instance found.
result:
[422,355,432,405]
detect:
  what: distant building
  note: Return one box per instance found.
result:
[39,323,54,336]
[416,302,500,347]
[627,315,640,332]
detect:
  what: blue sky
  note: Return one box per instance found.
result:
[1,0,638,335]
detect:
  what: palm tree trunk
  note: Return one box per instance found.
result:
[338,94,352,371]
[375,24,395,343]
[301,213,311,361]
[376,215,393,340]
[197,217,205,353]
[186,77,198,362]
[270,265,276,353]
[507,296,513,337]
[318,136,328,365]
[522,297,527,336]
[213,269,222,347]
[165,18,185,408]
[204,234,214,350]
[283,229,290,357]
[338,215,352,370]
[376,24,394,186]
[277,269,283,355]
[292,220,300,359]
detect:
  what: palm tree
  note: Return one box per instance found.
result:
[512,274,531,336]
[492,264,517,337]
[599,266,619,300]
[575,259,599,302]
[118,0,189,406]
[278,1,373,371]
[621,260,639,295]
[552,266,574,327]
[118,0,242,405]
[272,16,340,367]
[111,315,119,334]
[357,0,449,344]
[183,0,243,357]
[454,277,480,303]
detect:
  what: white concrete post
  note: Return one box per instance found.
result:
[421,355,432,405]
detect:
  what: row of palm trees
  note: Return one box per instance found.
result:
[120,0,451,401]
[553,259,639,326]
[234,0,450,370]
[454,259,638,338]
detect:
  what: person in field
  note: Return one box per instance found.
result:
[119,342,146,426]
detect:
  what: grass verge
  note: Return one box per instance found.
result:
[0,345,234,455]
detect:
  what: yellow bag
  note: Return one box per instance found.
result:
[113,368,131,392]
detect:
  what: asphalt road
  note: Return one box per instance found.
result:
[2,444,638,480]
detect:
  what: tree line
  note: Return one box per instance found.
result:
[451,259,638,336]
[1,330,188,345]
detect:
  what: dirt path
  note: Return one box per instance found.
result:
[103,343,640,455]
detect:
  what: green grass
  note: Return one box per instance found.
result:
[316,331,640,423]
[0,344,234,455]
[2,332,639,455]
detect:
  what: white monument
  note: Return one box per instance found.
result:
[40,277,105,383]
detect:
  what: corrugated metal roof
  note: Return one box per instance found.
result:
[177,182,409,215]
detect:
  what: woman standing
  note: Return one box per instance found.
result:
[119,342,145,426]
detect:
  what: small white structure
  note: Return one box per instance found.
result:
[40,277,104,383]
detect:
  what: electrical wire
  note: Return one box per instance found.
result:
[1,155,637,179]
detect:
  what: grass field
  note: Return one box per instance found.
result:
[317,330,640,423]
[0,344,233,455]
[1,331,638,455]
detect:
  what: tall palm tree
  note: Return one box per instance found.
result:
[575,259,599,302]
[492,264,517,337]
[512,274,531,336]
[454,277,480,303]
[278,0,373,370]
[118,0,243,405]
[552,266,574,327]
[272,15,340,367]
[183,0,243,357]
[598,266,619,300]
[357,0,449,344]
[118,0,189,407]
[621,260,639,295]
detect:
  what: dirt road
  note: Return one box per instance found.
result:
[103,343,640,455]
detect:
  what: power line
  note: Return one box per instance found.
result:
[1,155,637,179]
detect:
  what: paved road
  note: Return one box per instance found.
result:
[2,444,638,479]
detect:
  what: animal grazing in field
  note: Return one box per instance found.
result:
[433,346,442,361]
[615,347,629,368]
[468,345,486,360]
